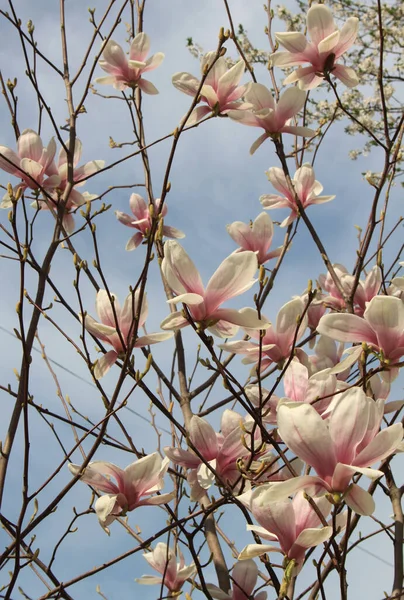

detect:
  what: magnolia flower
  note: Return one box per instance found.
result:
[299,289,327,331]
[317,295,404,375]
[116,194,185,250]
[245,384,279,425]
[160,241,268,337]
[273,387,403,515]
[228,84,315,154]
[164,412,248,500]
[318,264,381,315]
[300,335,352,381]
[68,453,173,532]
[32,138,104,233]
[136,543,196,591]
[82,289,173,378]
[207,560,267,600]
[0,129,61,207]
[95,33,164,94]
[283,359,341,416]
[238,488,332,569]
[220,297,308,372]
[270,4,359,89]
[227,212,283,265]
[172,51,249,125]
[260,164,335,227]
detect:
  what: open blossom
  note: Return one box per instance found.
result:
[95,33,164,94]
[227,212,283,265]
[220,297,308,372]
[81,289,173,378]
[273,387,403,515]
[33,138,104,233]
[68,453,173,532]
[172,51,249,125]
[136,543,196,591]
[317,295,404,375]
[0,131,104,232]
[238,488,333,569]
[318,264,381,315]
[228,84,315,154]
[0,129,61,206]
[116,194,184,250]
[270,4,359,90]
[260,164,335,227]
[160,241,268,337]
[164,412,250,500]
[282,359,343,417]
[207,560,267,600]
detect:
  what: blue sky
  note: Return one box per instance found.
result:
[0,0,403,598]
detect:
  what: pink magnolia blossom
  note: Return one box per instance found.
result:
[220,297,308,372]
[298,335,354,382]
[299,290,327,332]
[227,212,283,265]
[318,264,381,315]
[136,543,196,591]
[273,387,403,515]
[68,453,173,532]
[207,559,267,600]
[82,289,173,378]
[271,4,359,90]
[160,241,268,337]
[95,33,164,94]
[245,384,280,425]
[238,488,333,569]
[172,52,250,125]
[228,84,315,154]
[317,295,404,373]
[0,129,61,206]
[282,358,342,416]
[164,412,249,500]
[115,193,184,250]
[33,138,104,233]
[260,164,335,227]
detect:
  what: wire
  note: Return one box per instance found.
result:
[0,325,172,434]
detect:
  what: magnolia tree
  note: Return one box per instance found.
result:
[0,0,403,599]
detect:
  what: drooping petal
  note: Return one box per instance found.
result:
[332,65,359,88]
[345,483,375,516]
[172,72,200,97]
[294,526,333,549]
[68,461,123,493]
[0,146,22,176]
[138,78,159,94]
[353,423,403,468]
[160,311,190,330]
[213,307,268,329]
[94,350,118,379]
[135,331,174,347]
